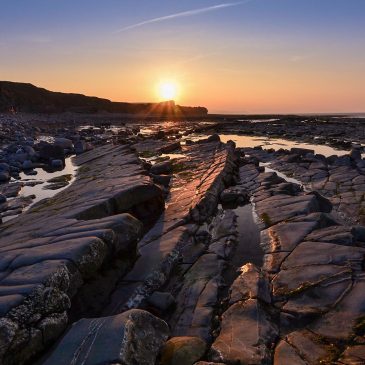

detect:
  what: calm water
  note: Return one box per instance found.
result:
[19,156,77,206]
[2,157,77,222]
[219,134,351,157]
[233,204,263,267]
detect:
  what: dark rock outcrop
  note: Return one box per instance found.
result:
[42,310,169,365]
[0,81,208,116]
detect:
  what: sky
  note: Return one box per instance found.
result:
[0,0,364,114]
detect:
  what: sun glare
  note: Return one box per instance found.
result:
[158,81,178,101]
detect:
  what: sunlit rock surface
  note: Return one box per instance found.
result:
[1,115,365,364]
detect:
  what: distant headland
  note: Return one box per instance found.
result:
[0,81,208,117]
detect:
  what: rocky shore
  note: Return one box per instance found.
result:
[1,113,365,364]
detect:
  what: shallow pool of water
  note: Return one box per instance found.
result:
[160,153,186,160]
[219,134,350,157]
[221,203,263,290]
[233,204,263,268]
[2,157,77,222]
[20,157,77,205]
[259,162,305,189]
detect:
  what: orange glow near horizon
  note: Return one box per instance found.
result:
[157,81,179,101]
[1,1,365,114]
[7,47,364,114]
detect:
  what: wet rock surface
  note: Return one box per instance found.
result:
[0,124,237,364]
[0,144,163,364]
[42,309,169,365]
[1,114,365,364]
[160,336,206,365]
[234,160,365,364]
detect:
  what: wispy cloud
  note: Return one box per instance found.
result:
[115,1,252,33]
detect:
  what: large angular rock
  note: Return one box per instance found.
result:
[282,272,353,317]
[210,299,278,364]
[256,194,322,227]
[291,148,314,156]
[54,138,73,150]
[281,241,365,270]
[274,330,331,365]
[309,278,365,340]
[229,263,271,305]
[42,310,169,365]
[272,264,351,299]
[0,171,10,182]
[39,143,65,161]
[274,340,307,365]
[150,161,172,175]
[338,345,365,364]
[170,253,225,342]
[305,225,354,245]
[161,336,207,365]
[260,221,317,253]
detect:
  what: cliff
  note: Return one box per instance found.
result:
[0,81,208,117]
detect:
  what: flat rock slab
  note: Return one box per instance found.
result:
[261,221,317,253]
[161,336,207,365]
[256,194,321,227]
[230,161,365,364]
[338,345,365,364]
[210,299,278,365]
[272,264,351,299]
[0,145,163,365]
[170,253,225,342]
[105,225,191,314]
[42,309,169,365]
[309,278,365,340]
[281,241,365,269]
[274,330,331,365]
[263,150,365,224]
[104,141,235,315]
[229,263,271,305]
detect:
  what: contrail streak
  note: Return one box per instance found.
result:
[115,1,252,33]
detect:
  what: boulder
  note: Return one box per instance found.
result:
[0,171,10,182]
[42,310,169,365]
[207,134,220,142]
[39,143,65,161]
[150,161,172,175]
[147,291,175,311]
[23,145,37,159]
[220,187,248,205]
[158,142,181,154]
[54,138,73,150]
[350,148,362,161]
[22,160,33,170]
[51,159,64,168]
[332,155,352,167]
[0,163,10,172]
[291,147,314,156]
[161,336,207,365]
[151,174,171,187]
[156,130,165,139]
[0,194,6,203]
[10,152,28,163]
[74,140,93,155]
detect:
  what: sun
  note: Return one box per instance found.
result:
[158,81,178,101]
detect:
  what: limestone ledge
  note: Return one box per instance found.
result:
[0,144,164,365]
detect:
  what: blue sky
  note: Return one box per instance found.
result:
[0,0,364,113]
